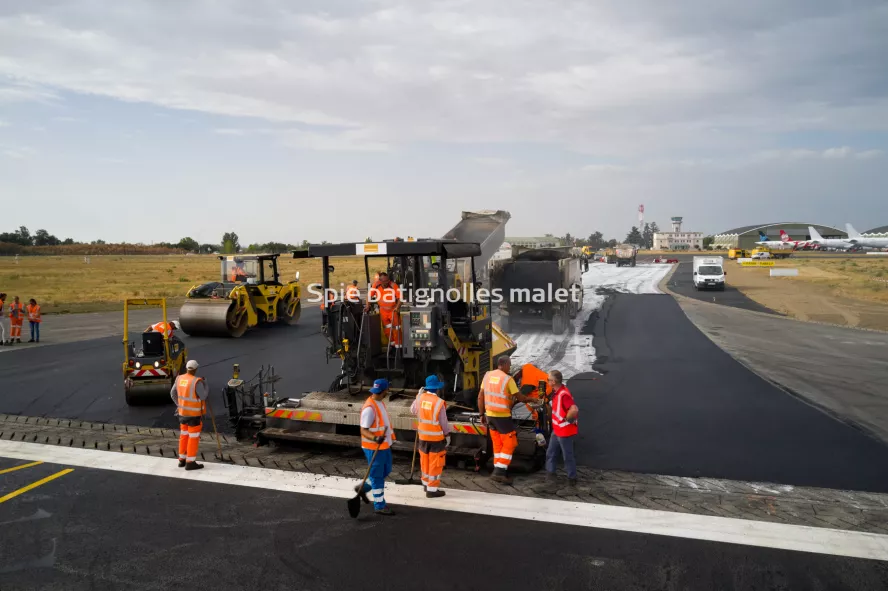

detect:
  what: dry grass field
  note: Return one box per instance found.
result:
[727,256,888,330]
[0,255,388,314]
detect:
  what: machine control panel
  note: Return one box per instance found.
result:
[408,309,437,348]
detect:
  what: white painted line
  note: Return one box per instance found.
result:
[2,440,888,561]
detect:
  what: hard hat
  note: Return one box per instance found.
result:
[171,320,181,330]
[424,375,445,391]
[369,378,389,394]
[186,360,199,370]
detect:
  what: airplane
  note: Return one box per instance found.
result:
[779,230,817,250]
[846,224,888,249]
[807,226,858,251]
[755,231,795,250]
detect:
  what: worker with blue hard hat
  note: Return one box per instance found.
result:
[357,378,396,515]
[411,375,452,498]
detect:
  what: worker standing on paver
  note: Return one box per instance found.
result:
[478,356,531,484]
[346,280,361,304]
[8,296,24,345]
[358,378,396,515]
[367,272,401,348]
[0,292,7,346]
[26,298,41,343]
[170,359,208,471]
[411,375,451,498]
[534,370,580,493]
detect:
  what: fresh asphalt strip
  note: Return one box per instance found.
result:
[3,439,888,562]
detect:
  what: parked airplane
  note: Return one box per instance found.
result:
[755,231,795,250]
[779,230,817,250]
[846,224,888,249]
[807,226,857,251]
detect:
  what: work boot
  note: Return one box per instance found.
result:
[375,506,395,516]
[533,473,559,494]
[490,468,514,485]
[568,478,578,490]
[178,459,186,468]
[426,490,446,498]
[28,338,34,343]
[185,462,204,471]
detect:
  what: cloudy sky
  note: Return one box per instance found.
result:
[1,0,887,245]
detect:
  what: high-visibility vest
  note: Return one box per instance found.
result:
[372,283,400,311]
[320,290,335,310]
[9,302,23,321]
[481,369,513,418]
[176,374,205,417]
[149,322,172,337]
[416,392,445,442]
[551,385,578,437]
[27,304,41,323]
[361,397,394,450]
[346,285,361,303]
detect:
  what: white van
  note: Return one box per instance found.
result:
[692,256,726,291]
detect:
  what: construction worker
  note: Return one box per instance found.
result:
[229,260,247,282]
[534,369,580,493]
[8,296,24,345]
[411,375,451,498]
[0,293,7,346]
[478,356,532,484]
[170,359,208,471]
[146,320,179,339]
[346,280,361,304]
[367,272,401,348]
[357,378,395,515]
[26,298,41,343]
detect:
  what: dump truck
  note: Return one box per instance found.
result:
[614,243,638,267]
[603,247,616,264]
[491,246,584,335]
[443,210,510,288]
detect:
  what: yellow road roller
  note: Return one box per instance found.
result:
[178,254,301,338]
[123,298,188,405]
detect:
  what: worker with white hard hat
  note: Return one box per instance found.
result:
[170,359,208,471]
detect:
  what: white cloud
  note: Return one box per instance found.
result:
[3,146,36,158]
[822,146,852,159]
[52,116,84,123]
[581,163,630,173]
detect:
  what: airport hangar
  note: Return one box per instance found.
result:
[711,223,847,250]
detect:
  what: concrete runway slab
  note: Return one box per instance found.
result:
[2,458,887,590]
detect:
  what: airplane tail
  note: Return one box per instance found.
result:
[808,226,824,242]
[779,230,790,242]
[846,223,861,239]
[758,231,770,241]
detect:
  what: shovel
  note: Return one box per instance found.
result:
[395,436,421,485]
[348,445,381,518]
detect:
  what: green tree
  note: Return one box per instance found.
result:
[703,236,714,249]
[177,237,199,252]
[625,226,643,245]
[221,231,240,254]
[585,231,605,249]
[91,239,106,245]
[34,229,61,246]
[63,238,75,245]
[641,223,653,249]
[606,239,617,248]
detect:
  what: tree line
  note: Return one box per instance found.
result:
[560,222,661,250]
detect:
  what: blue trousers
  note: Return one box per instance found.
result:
[545,434,577,480]
[30,322,40,341]
[362,448,393,510]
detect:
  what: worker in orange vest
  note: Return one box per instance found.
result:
[0,292,7,346]
[478,356,531,484]
[367,272,402,348]
[146,320,179,339]
[26,298,41,343]
[170,359,208,471]
[345,280,361,304]
[411,375,451,498]
[7,296,24,345]
[357,379,395,515]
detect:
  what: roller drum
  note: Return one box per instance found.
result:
[178,299,247,338]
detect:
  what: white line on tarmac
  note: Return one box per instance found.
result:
[2,439,888,561]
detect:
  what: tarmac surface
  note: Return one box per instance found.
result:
[663,257,776,314]
[3,458,887,591]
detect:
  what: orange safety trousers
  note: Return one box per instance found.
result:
[9,319,22,339]
[490,428,518,470]
[179,422,202,462]
[418,440,447,491]
[380,308,402,347]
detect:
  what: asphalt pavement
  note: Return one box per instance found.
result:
[565,293,888,493]
[664,258,776,314]
[0,307,337,431]
[3,458,887,590]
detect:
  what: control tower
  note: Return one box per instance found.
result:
[671,216,683,232]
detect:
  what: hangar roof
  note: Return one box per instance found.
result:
[864,225,888,234]
[715,222,845,236]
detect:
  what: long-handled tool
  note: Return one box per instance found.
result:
[395,436,420,485]
[205,398,235,464]
[348,446,380,518]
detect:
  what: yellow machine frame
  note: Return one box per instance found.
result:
[122,298,187,404]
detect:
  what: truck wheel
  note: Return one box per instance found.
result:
[552,310,566,335]
[630,259,636,267]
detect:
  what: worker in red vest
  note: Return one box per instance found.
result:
[535,370,579,493]
[478,356,532,484]
[8,296,24,344]
[170,359,208,471]
[367,272,401,348]
[26,298,41,343]
[0,292,7,345]
[357,379,395,515]
[411,375,451,498]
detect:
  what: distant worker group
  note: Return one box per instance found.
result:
[0,293,42,346]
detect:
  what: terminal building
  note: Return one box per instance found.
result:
[711,223,847,251]
[653,217,703,250]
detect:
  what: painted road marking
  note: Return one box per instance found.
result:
[0,467,74,504]
[0,461,43,475]
[2,441,888,561]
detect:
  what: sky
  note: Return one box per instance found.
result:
[1,0,887,245]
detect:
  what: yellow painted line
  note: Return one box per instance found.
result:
[0,468,74,504]
[0,460,43,475]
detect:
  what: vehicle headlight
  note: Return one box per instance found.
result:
[135,362,141,369]
[154,361,161,368]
